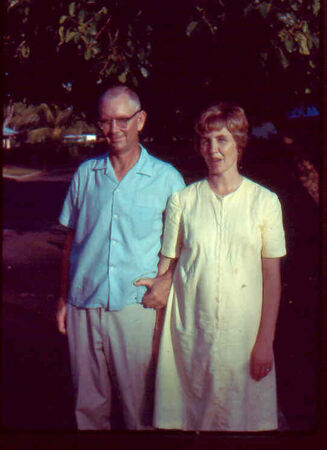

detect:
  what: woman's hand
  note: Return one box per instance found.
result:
[250,338,274,381]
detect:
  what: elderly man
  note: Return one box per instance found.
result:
[56,86,185,430]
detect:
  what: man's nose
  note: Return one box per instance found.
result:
[111,119,120,132]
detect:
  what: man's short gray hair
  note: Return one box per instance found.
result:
[98,86,141,112]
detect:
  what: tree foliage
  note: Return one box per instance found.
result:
[4,0,320,121]
[5,101,97,144]
[5,0,153,87]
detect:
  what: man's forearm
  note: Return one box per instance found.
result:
[135,254,177,309]
[60,228,74,300]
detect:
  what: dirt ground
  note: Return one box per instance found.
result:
[2,152,320,434]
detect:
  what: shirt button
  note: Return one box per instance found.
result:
[116,188,120,192]
[113,214,118,219]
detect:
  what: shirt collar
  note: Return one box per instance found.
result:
[91,144,153,177]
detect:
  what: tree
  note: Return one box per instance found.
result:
[4,0,320,131]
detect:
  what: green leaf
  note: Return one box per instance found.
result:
[290,2,299,11]
[118,72,127,83]
[59,15,67,24]
[284,37,294,53]
[105,64,115,76]
[186,21,198,37]
[311,34,319,48]
[65,30,76,43]
[313,0,320,15]
[88,23,97,35]
[93,45,100,55]
[84,48,92,60]
[140,66,148,78]
[78,9,85,23]
[307,37,313,50]
[278,47,290,68]
[59,26,65,42]
[69,2,75,16]
[295,32,310,55]
[131,75,138,87]
[302,22,309,33]
[21,45,30,58]
[259,1,271,18]
[8,0,20,11]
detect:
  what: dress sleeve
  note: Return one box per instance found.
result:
[58,170,80,229]
[261,193,287,258]
[161,191,184,259]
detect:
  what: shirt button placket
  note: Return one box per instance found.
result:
[108,185,120,309]
[217,197,225,328]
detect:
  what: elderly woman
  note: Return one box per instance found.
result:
[136,102,286,431]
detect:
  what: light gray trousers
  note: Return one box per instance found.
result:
[66,303,156,430]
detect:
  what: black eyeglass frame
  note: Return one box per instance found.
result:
[98,109,141,130]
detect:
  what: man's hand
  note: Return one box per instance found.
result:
[56,297,67,335]
[250,338,274,381]
[134,273,172,310]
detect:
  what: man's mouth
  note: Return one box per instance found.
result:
[109,135,124,142]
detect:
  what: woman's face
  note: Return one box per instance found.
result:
[199,127,239,177]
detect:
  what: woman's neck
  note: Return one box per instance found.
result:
[208,171,243,196]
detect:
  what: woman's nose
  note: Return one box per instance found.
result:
[208,141,219,155]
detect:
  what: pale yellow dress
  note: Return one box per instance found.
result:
[154,178,286,431]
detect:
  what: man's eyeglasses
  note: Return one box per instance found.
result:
[98,110,141,130]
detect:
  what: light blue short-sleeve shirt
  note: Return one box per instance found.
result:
[59,145,185,310]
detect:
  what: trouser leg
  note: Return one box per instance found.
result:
[103,304,156,430]
[66,304,111,430]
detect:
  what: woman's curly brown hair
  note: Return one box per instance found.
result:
[194,102,249,161]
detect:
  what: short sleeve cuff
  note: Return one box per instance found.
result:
[161,192,183,258]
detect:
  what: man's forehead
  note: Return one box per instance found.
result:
[100,93,136,111]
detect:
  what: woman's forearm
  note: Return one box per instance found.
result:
[256,257,282,344]
[157,254,177,277]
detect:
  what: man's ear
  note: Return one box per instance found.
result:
[137,110,147,132]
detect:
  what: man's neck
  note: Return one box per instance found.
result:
[109,145,141,182]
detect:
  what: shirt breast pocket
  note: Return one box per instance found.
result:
[131,194,163,239]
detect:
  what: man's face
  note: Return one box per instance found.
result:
[199,127,239,177]
[98,93,146,156]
